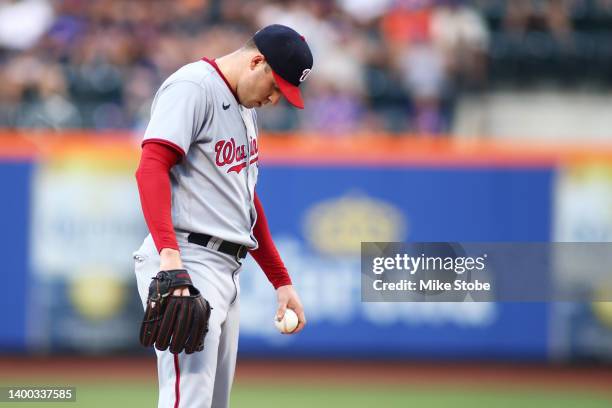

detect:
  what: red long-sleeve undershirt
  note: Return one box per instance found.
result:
[249,194,292,288]
[135,141,291,289]
[135,141,181,251]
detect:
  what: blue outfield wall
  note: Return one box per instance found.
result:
[256,166,552,242]
[1,157,555,359]
[1,160,33,351]
[238,165,554,360]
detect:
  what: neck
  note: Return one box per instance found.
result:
[215,50,250,95]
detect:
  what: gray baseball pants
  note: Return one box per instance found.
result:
[134,233,242,408]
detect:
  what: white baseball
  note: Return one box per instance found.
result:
[274,309,299,334]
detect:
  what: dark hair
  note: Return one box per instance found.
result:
[242,37,270,71]
[242,37,259,50]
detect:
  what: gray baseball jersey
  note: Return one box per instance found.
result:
[143,59,259,248]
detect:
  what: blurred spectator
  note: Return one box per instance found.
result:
[1,53,81,128]
[301,79,367,135]
[0,0,610,134]
[0,0,54,50]
[381,0,450,134]
[431,0,490,90]
[503,0,532,35]
[336,0,392,24]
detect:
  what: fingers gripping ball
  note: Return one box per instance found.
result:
[140,269,212,354]
[275,309,299,334]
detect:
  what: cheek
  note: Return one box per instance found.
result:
[237,78,253,102]
[252,75,265,93]
[259,83,271,98]
[257,72,274,95]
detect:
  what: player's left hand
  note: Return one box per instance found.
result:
[275,285,306,334]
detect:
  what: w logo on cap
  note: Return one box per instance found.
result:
[300,69,311,83]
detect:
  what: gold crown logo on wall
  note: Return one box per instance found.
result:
[303,193,407,256]
[69,272,126,321]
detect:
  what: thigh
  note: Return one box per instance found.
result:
[212,297,240,408]
[177,234,242,314]
[155,307,225,408]
[133,235,159,310]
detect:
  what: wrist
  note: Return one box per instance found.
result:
[160,248,183,270]
[273,278,293,290]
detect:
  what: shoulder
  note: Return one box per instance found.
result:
[160,60,219,93]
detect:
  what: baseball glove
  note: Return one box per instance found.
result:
[140,269,212,354]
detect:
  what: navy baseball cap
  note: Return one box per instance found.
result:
[253,24,313,109]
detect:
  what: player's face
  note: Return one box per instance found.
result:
[238,56,283,108]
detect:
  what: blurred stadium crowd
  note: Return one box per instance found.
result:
[0,0,611,134]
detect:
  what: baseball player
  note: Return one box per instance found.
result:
[133,24,313,408]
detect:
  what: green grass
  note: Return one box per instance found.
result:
[0,382,609,408]
[232,385,611,408]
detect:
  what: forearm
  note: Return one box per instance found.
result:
[249,192,292,288]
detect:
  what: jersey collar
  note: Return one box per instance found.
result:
[201,57,239,103]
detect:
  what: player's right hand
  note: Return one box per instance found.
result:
[275,285,306,334]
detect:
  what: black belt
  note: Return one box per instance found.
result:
[187,233,248,261]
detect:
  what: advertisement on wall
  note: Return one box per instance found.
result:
[552,162,612,362]
[238,165,553,359]
[28,141,148,352]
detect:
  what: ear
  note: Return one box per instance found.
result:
[250,54,265,70]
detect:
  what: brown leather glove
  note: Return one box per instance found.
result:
[140,269,212,354]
